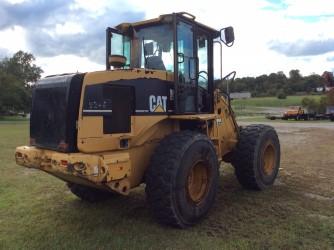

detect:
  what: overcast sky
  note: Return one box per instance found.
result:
[0,0,333,77]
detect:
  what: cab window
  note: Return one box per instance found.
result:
[135,24,174,71]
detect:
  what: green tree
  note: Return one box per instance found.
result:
[0,51,43,114]
[276,89,287,99]
[289,69,302,82]
[301,97,318,113]
[318,96,328,113]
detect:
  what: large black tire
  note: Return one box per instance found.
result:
[67,183,113,202]
[145,131,219,228]
[232,125,280,190]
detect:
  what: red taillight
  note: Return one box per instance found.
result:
[60,160,68,166]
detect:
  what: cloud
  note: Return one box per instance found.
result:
[287,15,334,23]
[0,0,71,29]
[269,39,334,57]
[0,0,145,64]
[1,0,334,77]
[0,48,10,59]
[327,56,334,62]
[262,0,288,11]
[283,0,334,17]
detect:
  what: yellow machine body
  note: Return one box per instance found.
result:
[15,67,238,195]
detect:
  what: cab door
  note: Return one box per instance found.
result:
[196,28,211,113]
[175,20,213,114]
[176,21,197,113]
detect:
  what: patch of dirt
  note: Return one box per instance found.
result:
[302,192,334,202]
[277,126,334,197]
[240,122,334,196]
[202,123,334,238]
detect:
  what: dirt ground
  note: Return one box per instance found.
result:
[240,121,334,198]
[199,122,334,244]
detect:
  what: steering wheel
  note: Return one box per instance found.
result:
[198,71,208,82]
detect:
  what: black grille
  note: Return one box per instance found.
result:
[31,87,67,149]
[30,74,84,152]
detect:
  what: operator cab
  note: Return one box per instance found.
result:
[106,12,234,114]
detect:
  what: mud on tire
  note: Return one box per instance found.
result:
[232,125,280,190]
[145,131,219,228]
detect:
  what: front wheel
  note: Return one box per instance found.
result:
[232,125,280,190]
[145,131,219,228]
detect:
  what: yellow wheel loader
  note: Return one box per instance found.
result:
[15,12,280,228]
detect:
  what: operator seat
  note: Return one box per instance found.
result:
[146,56,166,71]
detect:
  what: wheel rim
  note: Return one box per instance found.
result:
[262,142,276,176]
[186,161,209,204]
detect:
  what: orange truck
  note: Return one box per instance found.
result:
[266,106,313,121]
[282,106,307,120]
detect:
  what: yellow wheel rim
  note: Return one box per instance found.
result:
[262,142,276,176]
[186,162,209,204]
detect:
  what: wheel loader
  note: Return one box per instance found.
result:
[15,12,280,228]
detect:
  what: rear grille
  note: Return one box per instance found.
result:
[31,87,67,150]
[30,74,84,152]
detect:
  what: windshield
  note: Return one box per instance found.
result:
[134,24,174,71]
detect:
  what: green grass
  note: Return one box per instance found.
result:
[1,122,333,249]
[232,95,323,108]
[231,95,325,117]
[0,115,29,122]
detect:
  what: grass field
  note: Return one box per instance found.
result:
[1,121,333,249]
[231,95,325,117]
[232,95,323,108]
[0,116,29,121]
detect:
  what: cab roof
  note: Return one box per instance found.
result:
[116,12,220,38]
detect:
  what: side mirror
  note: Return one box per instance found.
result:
[220,26,235,47]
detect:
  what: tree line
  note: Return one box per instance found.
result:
[0,51,42,115]
[224,70,326,98]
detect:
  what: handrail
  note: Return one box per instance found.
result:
[213,41,222,81]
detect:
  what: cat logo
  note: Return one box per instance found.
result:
[149,95,167,113]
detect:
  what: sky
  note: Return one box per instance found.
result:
[0,0,333,77]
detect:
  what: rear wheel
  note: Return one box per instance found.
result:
[232,125,280,190]
[67,183,113,202]
[145,131,219,228]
